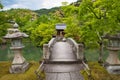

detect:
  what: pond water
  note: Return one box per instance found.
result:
[0,42,43,61]
[1,42,120,62]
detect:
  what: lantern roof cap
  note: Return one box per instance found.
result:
[102,33,120,40]
[56,23,66,31]
[3,32,29,39]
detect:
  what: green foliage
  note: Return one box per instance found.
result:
[31,23,55,46]
[59,0,120,48]
[0,23,11,37]
[79,0,120,34]
[64,16,81,42]
[0,9,37,44]
[0,10,12,43]
[34,7,60,16]
[31,0,120,47]
[1,0,120,48]
[7,9,37,27]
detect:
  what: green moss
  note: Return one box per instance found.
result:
[0,61,120,80]
[0,61,40,80]
[81,62,120,80]
[0,61,11,78]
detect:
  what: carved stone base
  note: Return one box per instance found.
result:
[9,62,29,73]
[45,71,84,80]
[105,65,120,74]
[43,63,84,80]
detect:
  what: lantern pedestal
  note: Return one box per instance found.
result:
[9,61,29,73]
[9,48,29,73]
[105,47,120,74]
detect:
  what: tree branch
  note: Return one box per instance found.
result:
[87,6,101,19]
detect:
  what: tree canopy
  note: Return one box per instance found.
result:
[0,0,120,48]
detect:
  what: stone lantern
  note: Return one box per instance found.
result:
[36,24,84,80]
[102,33,120,74]
[3,22,29,73]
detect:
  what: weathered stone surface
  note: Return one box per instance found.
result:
[3,22,29,74]
[9,62,29,73]
[106,65,120,74]
[106,50,120,65]
[45,71,84,80]
[36,24,85,80]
